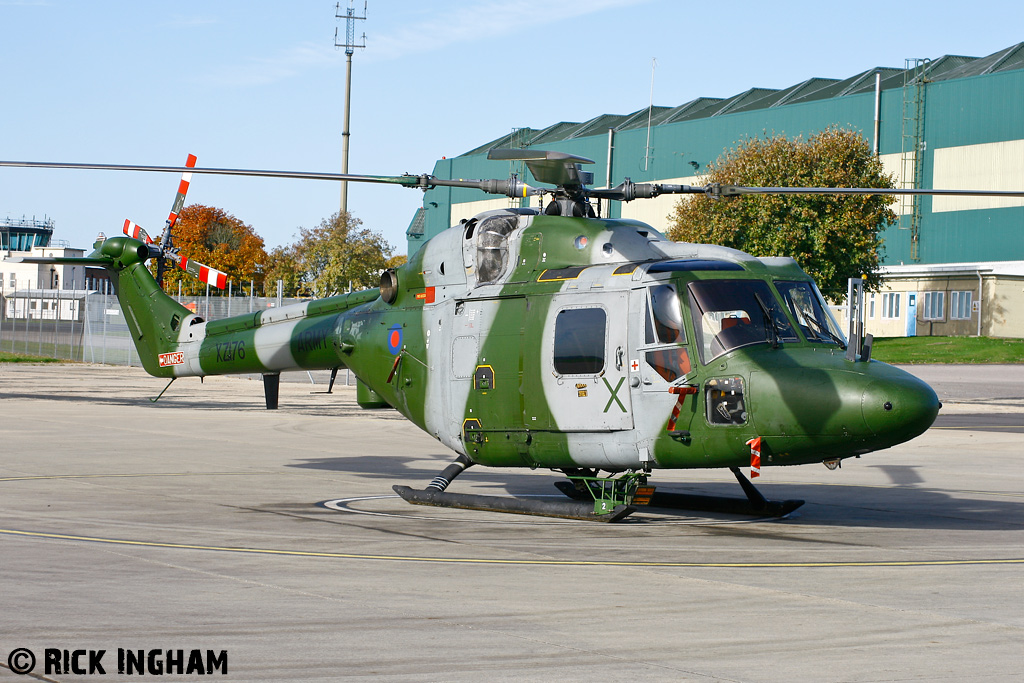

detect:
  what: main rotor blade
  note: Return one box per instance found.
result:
[0,160,543,197]
[10,159,1017,199]
[711,185,1024,198]
[0,160,424,186]
[590,180,1024,201]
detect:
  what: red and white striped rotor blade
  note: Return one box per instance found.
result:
[122,219,154,244]
[167,153,198,229]
[179,255,227,289]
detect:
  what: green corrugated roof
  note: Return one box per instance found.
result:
[458,43,1024,157]
[661,97,725,123]
[771,77,840,106]
[617,106,674,130]
[529,121,585,146]
[461,130,533,157]
[711,88,780,115]
[405,208,426,237]
[570,112,635,138]
[932,42,1024,80]
[727,85,804,114]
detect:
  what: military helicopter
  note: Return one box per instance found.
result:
[7,150,1022,522]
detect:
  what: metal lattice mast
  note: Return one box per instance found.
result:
[899,58,929,261]
[334,1,367,216]
[509,128,530,208]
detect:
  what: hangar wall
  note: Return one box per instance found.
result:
[410,44,1024,271]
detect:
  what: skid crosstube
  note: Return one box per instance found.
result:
[392,485,634,522]
[555,466,804,518]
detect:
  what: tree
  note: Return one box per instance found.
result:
[262,243,303,297]
[264,212,393,298]
[162,205,268,296]
[385,254,408,270]
[666,127,896,301]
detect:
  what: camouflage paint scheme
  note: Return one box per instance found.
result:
[96,206,939,477]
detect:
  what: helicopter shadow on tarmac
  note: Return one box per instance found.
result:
[287,454,1024,532]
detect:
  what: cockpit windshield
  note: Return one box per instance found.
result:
[688,280,798,364]
[775,280,847,347]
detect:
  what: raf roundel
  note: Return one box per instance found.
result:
[387,324,403,355]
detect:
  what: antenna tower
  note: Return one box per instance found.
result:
[644,58,657,172]
[334,1,367,215]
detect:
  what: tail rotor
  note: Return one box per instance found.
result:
[121,153,227,291]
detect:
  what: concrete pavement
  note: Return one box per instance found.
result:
[1,363,1022,682]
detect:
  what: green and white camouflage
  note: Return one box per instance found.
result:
[84,207,939,483]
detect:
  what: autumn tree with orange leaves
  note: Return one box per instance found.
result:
[162,205,268,295]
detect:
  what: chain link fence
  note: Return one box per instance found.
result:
[0,283,304,366]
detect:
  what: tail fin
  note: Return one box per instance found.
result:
[14,236,193,377]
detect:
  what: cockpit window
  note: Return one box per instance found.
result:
[776,281,847,347]
[647,284,685,344]
[688,280,797,364]
[643,284,691,382]
[475,214,518,284]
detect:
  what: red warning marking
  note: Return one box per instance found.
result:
[747,437,762,478]
[666,385,698,431]
[414,286,436,304]
[158,351,184,367]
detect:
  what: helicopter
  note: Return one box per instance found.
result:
[7,149,1022,522]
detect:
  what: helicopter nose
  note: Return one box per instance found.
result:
[861,368,940,443]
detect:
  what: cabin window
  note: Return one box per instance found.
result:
[553,307,606,375]
[950,291,973,320]
[687,280,797,364]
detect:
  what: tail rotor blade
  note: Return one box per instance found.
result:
[167,153,197,230]
[123,219,154,244]
[179,255,227,289]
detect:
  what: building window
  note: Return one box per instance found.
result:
[553,307,606,375]
[950,291,973,320]
[922,291,945,321]
[881,292,901,319]
[868,293,875,319]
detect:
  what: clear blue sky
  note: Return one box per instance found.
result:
[2,0,1022,257]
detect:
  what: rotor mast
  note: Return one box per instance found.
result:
[334,1,367,216]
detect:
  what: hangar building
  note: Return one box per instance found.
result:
[408,43,1024,337]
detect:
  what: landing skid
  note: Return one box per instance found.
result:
[556,467,804,518]
[393,454,635,522]
[393,485,634,522]
[394,457,803,523]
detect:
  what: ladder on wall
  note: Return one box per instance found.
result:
[900,58,930,261]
